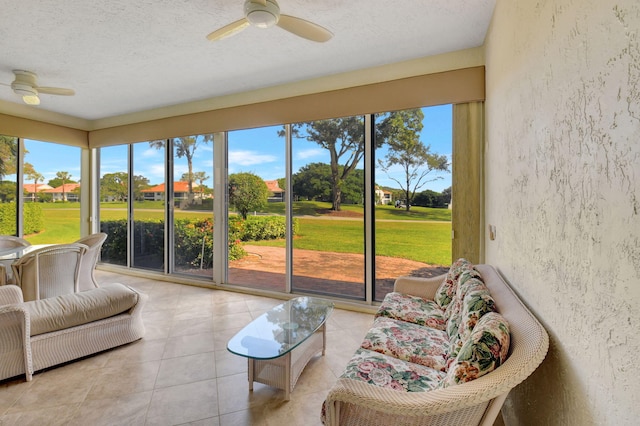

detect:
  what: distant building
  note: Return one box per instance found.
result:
[43,183,81,202]
[141,182,201,202]
[374,187,393,205]
[264,180,285,202]
[23,183,53,201]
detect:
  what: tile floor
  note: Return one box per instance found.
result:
[0,270,375,426]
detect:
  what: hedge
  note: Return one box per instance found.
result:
[0,203,44,235]
[99,215,295,269]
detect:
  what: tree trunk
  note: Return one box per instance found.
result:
[332,188,342,211]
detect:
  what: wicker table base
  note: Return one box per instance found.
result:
[248,324,326,400]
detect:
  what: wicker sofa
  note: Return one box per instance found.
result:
[0,283,147,382]
[322,260,549,426]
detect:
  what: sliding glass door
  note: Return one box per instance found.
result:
[290,116,366,299]
[226,125,287,292]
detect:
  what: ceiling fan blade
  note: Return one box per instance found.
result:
[277,15,332,42]
[207,18,250,41]
[36,87,75,96]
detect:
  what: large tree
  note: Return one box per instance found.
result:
[377,109,449,211]
[150,135,213,203]
[287,112,423,210]
[228,172,269,219]
[100,172,128,201]
[0,136,18,181]
[292,162,333,201]
[292,162,363,204]
[287,117,376,211]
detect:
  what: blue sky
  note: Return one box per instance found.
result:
[227,104,453,193]
[22,104,452,193]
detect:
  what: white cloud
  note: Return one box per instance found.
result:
[295,148,324,160]
[229,150,277,166]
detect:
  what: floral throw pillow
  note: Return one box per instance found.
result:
[441,312,510,387]
[445,275,488,340]
[448,287,497,361]
[434,258,475,309]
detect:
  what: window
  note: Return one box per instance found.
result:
[291,116,366,299]
[373,106,453,301]
[227,126,286,291]
[23,139,81,244]
[171,134,214,278]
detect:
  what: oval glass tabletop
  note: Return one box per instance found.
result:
[227,296,334,360]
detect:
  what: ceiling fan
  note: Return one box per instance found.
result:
[1,70,75,106]
[207,0,332,43]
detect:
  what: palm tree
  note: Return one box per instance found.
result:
[193,171,210,200]
[25,164,44,202]
[55,171,72,202]
[150,135,213,203]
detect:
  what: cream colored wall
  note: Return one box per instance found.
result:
[484,1,640,425]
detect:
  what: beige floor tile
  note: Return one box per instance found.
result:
[212,311,254,331]
[155,352,216,389]
[7,368,94,412]
[214,349,247,378]
[163,332,217,359]
[180,417,221,426]
[85,360,161,400]
[170,316,216,338]
[0,403,81,426]
[145,379,218,426]
[67,391,152,426]
[211,300,250,316]
[0,379,32,414]
[105,338,167,367]
[219,408,267,426]
[216,373,281,415]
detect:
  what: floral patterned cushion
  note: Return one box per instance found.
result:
[441,312,510,387]
[361,317,450,371]
[445,275,488,340]
[448,287,497,361]
[434,258,473,309]
[340,348,446,392]
[375,292,446,330]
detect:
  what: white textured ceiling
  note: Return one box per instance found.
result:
[0,0,495,124]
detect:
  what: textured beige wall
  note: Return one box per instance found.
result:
[484,1,640,425]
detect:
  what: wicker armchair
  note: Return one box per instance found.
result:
[11,243,87,302]
[0,236,31,285]
[74,232,108,291]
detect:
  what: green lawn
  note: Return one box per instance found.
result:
[260,201,451,222]
[250,218,451,265]
[25,201,452,265]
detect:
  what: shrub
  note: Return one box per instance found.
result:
[230,215,298,241]
[0,202,43,235]
[100,216,250,267]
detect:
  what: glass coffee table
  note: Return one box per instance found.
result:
[227,296,334,400]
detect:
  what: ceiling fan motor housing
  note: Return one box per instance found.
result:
[245,0,280,28]
[11,83,38,97]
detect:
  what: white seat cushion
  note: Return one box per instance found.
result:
[24,283,138,336]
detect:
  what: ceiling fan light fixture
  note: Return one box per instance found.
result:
[23,94,40,105]
[245,0,279,28]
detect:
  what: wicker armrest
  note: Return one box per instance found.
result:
[0,304,34,381]
[393,274,446,299]
[0,284,24,305]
